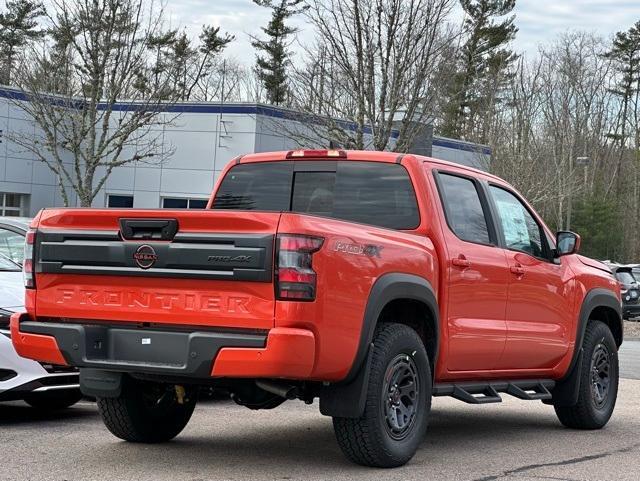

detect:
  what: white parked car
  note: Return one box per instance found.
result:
[0,217,81,409]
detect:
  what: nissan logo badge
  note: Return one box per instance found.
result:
[133,244,158,269]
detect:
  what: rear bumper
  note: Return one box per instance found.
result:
[10,313,316,380]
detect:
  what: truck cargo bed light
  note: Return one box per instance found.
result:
[286,149,347,159]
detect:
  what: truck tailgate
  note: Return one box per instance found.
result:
[32,209,280,330]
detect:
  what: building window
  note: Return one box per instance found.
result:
[0,193,25,217]
[162,198,208,209]
[108,195,134,208]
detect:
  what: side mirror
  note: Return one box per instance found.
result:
[556,231,581,257]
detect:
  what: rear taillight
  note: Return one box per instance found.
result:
[275,234,324,301]
[24,229,35,288]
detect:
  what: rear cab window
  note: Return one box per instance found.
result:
[213,162,292,211]
[213,161,420,230]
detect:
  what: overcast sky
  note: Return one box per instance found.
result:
[165,0,640,64]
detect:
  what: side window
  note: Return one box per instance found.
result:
[163,198,208,209]
[437,173,491,244]
[489,186,544,258]
[0,228,25,265]
[107,195,133,208]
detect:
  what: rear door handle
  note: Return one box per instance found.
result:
[510,264,525,276]
[452,255,471,268]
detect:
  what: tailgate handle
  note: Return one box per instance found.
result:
[119,218,178,240]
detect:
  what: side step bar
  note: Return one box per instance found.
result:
[433,379,555,404]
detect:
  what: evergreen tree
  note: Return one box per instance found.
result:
[41,23,72,94]
[605,21,640,149]
[441,0,517,140]
[571,195,624,262]
[146,30,178,97]
[605,21,640,260]
[0,0,45,85]
[188,25,234,100]
[252,0,307,105]
[171,32,196,99]
[146,26,232,101]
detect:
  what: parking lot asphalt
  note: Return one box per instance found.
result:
[1,342,639,481]
[619,340,640,380]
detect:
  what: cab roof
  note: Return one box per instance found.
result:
[237,149,502,183]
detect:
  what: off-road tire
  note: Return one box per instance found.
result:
[333,323,431,468]
[554,320,618,429]
[97,378,197,443]
[24,389,82,410]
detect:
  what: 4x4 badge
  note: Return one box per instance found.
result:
[133,244,158,269]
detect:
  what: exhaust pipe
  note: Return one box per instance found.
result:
[256,380,298,400]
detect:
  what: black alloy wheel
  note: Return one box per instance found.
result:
[382,354,420,440]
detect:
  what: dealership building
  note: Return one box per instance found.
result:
[0,86,491,217]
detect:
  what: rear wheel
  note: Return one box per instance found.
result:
[97,378,197,443]
[554,320,619,429]
[24,389,82,410]
[333,323,431,468]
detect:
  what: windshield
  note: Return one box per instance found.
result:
[0,228,25,265]
[0,253,21,271]
[616,271,636,285]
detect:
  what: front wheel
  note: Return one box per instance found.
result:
[333,323,431,468]
[554,320,619,429]
[97,378,197,443]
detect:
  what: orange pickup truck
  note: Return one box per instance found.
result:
[12,150,622,467]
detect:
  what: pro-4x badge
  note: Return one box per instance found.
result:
[334,241,383,258]
[208,255,252,263]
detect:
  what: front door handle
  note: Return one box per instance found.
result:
[510,264,525,276]
[452,255,471,268]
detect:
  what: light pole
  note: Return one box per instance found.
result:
[576,156,590,191]
[566,156,590,230]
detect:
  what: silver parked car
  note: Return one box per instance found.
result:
[0,217,81,409]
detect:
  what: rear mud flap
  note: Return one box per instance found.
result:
[545,348,583,407]
[80,369,123,398]
[319,348,373,418]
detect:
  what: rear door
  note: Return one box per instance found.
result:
[487,184,574,370]
[432,170,509,372]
